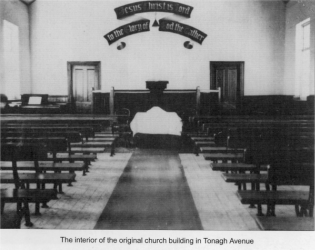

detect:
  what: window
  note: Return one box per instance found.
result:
[3,20,20,100]
[295,18,312,100]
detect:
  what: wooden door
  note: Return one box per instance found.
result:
[211,62,244,109]
[71,64,99,113]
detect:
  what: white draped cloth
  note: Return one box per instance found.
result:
[130,107,182,136]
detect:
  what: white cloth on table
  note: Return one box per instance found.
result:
[130,106,182,136]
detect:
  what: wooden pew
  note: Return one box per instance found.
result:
[4,122,103,133]
[1,173,75,194]
[1,142,76,194]
[1,188,57,227]
[1,143,58,226]
[1,131,83,154]
[0,161,87,175]
[2,127,104,155]
[221,149,314,189]
[2,126,94,141]
[193,116,314,137]
[236,160,314,217]
[1,136,96,170]
[254,217,314,231]
[210,162,268,172]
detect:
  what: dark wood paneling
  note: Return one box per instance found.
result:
[113,92,198,118]
[240,95,314,116]
[93,93,110,114]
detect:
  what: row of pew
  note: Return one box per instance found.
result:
[185,114,314,231]
[0,120,116,228]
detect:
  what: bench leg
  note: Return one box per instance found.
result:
[248,182,256,208]
[69,171,77,181]
[111,139,116,157]
[194,143,199,156]
[41,202,49,208]
[266,203,276,217]
[23,201,33,227]
[35,203,41,216]
[58,184,64,194]
[255,183,264,215]
[68,181,73,187]
[85,161,90,172]
[256,204,264,216]
[1,202,5,214]
[309,205,314,217]
[300,206,308,217]
[295,205,308,217]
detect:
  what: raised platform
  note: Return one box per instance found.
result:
[133,134,182,150]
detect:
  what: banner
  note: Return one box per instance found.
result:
[104,20,150,45]
[159,19,207,45]
[114,1,193,19]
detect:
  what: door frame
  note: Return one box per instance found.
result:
[67,61,101,109]
[210,61,244,108]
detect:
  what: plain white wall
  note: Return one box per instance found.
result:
[0,0,32,95]
[29,0,286,95]
[283,0,315,96]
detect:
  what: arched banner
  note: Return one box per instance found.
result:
[104,19,150,45]
[114,1,193,19]
[159,19,207,45]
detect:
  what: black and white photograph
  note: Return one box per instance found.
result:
[0,0,314,249]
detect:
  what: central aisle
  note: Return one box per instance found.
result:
[94,149,203,230]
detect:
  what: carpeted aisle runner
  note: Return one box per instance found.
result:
[94,149,202,230]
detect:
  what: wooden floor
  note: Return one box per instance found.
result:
[0,150,309,230]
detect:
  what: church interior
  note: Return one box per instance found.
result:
[0,0,314,232]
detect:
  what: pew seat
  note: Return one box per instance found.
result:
[48,153,96,162]
[254,216,314,231]
[190,137,214,141]
[0,172,76,193]
[204,153,244,162]
[0,161,86,175]
[237,190,310,209]
[1,188,58,226]
[201,147,244,153]
[195,141,216,146]
[1,210,22,229]
[211,163,268,172]
[222,173,268,185]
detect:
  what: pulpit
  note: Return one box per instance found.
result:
[146,81,168,107]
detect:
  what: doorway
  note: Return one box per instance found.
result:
[67,61,101,113]
[210,62,244,109]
